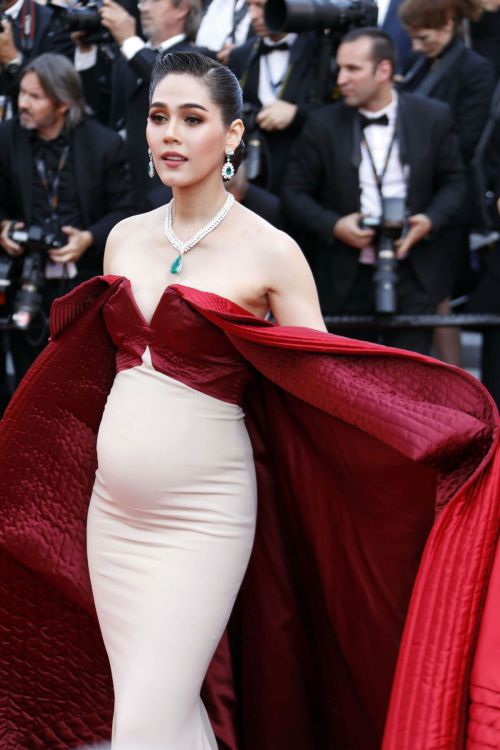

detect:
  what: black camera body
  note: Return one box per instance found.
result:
[47,0,109,44]
[8,224,65,254]
[2,224,65,329]
[359,196,406,315]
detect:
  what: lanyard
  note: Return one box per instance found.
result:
[263,54,288,98]
[35,144,69,218]
[361,126,397,199]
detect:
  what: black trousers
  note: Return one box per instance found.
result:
[330,261,435,355]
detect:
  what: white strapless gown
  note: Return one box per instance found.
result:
[87,349,257,749]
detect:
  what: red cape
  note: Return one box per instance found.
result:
[0,275,498,750]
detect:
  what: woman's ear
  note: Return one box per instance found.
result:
[226,118,245,152]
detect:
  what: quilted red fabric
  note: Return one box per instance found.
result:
[0,275,498,750]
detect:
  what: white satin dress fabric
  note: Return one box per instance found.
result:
[87,348,257,750]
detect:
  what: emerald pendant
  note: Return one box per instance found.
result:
[170,254,183,274]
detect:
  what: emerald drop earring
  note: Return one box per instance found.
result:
[221,150,235,181]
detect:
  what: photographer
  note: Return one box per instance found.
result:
[0,52,134,383]
[228,0,334,194]
[0,0,73,121]
[76,0,207,206]
[398,0,495,364]
[282,28,466,355]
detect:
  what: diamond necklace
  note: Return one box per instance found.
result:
[164,192,235,275]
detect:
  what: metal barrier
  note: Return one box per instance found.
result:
[323,314,500,332]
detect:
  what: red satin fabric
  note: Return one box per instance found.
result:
[0,275,498,750]
[102,278,256,405]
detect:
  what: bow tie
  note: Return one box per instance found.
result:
[260,41,290,55]
[359,113,389,129]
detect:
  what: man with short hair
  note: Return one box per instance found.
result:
[281,28,466,355]
[0,53,134,383]
[77,0,207,204]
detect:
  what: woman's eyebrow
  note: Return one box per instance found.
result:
[149,101,209,112]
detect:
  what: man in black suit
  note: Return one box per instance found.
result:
[77,0,206,205]
[0,53,134,383]
[228,0,332,194]
[0,0,73,120]
[281,28,466,355]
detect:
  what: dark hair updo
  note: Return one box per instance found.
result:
[149,51,245,175]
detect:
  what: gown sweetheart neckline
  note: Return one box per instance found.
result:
[105,274,265,328]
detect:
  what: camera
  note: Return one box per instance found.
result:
[47,0,110,45]
[359,196,406,315]
[241,103,263,181]
[8,224,65,254]
[265,0,378,34]
[3,224,65,329]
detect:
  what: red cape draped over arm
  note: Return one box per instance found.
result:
[0,276,498,750]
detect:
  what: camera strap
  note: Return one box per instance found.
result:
[35,144,70,222]
[361,128,397,200]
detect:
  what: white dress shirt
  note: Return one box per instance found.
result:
[377,0,392,26]
[120,32,187,60]
[258,34,297,106]
[358,92,407,264]
[4,0,23,20]
[75,32,187,71]
[196,0,251,50]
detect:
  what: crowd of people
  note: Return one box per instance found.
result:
[0,2,500,750]
[0,0,499,405]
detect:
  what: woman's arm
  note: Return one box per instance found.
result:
[266,233,327,331]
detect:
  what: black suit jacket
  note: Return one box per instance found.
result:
[0,0,74,114]
[471,10,500,81]
[229,33,333,193]
[0,117,134,271]
[281,92,466,313]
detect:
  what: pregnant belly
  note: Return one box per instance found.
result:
[95,362,255,513]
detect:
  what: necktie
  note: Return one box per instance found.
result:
[260,41,290,55]
[359,113,389,129]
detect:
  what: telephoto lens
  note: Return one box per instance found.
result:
[373,235,398,314]
[265,0,378,34]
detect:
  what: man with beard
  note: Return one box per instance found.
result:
[0,53,133,385]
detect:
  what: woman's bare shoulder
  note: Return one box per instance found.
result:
[235,203,301,261]
[103,207,165,269]
[107,207,164,242]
